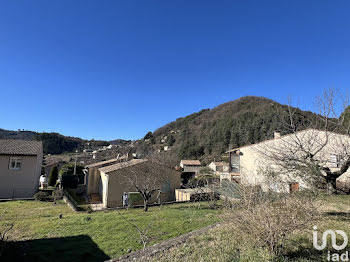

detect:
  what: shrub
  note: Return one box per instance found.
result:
[52,188,64,202]
[128,192,143,206]
[61,175,79,189]
[144,131,153,140]
[34,191,50,201]
[59,163,84,176]
[225,185,321,256]
[199,166,214,175]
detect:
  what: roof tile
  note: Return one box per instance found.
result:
[181,160,201,166]
[0,140,42,156]
[99,159,147,173]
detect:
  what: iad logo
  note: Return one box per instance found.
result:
[313,226,349,261]
[313,226,348,251]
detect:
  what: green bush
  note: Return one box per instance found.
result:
[128,192,143,206]
[59,163,84,176]
[61,175,78,189]
[48,165,58,187]
[58,163,84,188]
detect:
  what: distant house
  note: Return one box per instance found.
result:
[0,140,43,199]
[97,159,181,208]
[180,160,201,174]
[106,144,117,150]
[208,161,229,174]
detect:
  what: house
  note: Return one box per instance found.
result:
[97,159,182,208]
[85,156,129,196]
[208,161,229,174]
[43,160,67,178]
[226,129,350,192]
[180,160,201,174]
[92,150,98,159]
[0,139,43,199]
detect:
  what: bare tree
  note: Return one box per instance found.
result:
[121,153,177,211]
[117,209,157,250]
[254,89,350,192]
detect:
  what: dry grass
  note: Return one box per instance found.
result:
[152,194,350,262]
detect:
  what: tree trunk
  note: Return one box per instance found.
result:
[143,200,149,212]
[325,176,337,192]
[323,167,341,193]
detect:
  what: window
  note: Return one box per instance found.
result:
[230,155,240,172]
[330,155,341,168]
[9,157,22,170]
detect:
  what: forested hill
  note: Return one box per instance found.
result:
[145,96,317,164]
[0,129,109,155]
[0,96,319,159]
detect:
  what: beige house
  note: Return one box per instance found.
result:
[180,160,201,173]
[208,161,229,174]
[226,129,350,192]
[85,156,129,195]
[98,159,181,208]
[0,140,43,199]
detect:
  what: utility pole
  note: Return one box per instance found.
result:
[74,150,78,175]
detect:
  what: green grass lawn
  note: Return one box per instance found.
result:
[0,200,221,261]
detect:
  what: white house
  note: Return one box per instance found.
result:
[226,129,350,192]
[208,161,229,174]
[180,160,201,174]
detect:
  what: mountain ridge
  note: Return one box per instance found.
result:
[0,96,318,160]
[141,96,318,164]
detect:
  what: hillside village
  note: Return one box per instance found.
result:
[1,0,350,260]
[2,95,350,261]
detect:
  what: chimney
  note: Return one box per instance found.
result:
[274,131,281,139]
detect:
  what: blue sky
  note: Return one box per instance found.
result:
[0,1,349,140]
